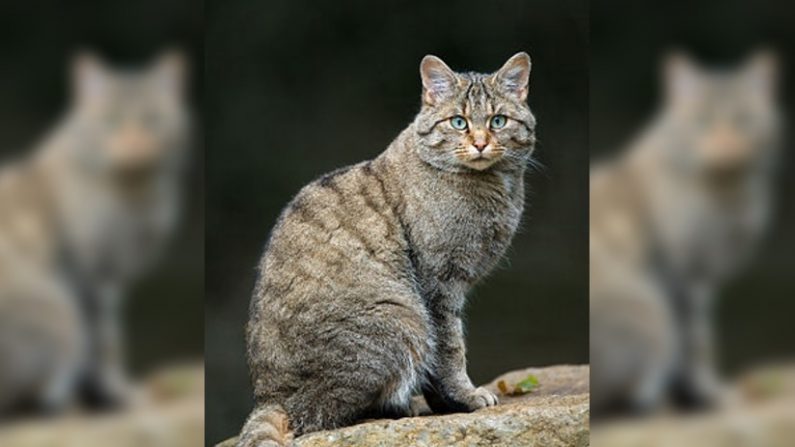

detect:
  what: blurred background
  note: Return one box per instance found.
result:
[590,0,795,445]
[0,0,203,379]
[205,0,588,443]
[591,0,794,378]
[0,2,204,445]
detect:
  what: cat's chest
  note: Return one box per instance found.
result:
[57,180,177,280]
[408,172,524,282]
[653,179,769,279]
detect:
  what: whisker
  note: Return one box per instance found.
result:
[527,156,546,171]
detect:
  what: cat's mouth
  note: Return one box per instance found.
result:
[457,145,503,170]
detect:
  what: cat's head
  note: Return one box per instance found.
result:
[414,53,536,172]
[659,50,780,177]
[68,50,190,177]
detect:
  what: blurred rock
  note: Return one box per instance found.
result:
[0,363,204,447]
[218,364,589,447]
[591,364,795,447]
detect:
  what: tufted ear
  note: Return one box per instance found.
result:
[743,49,777,98]
[663,51,703,105]
[494,52,531,101]
[420,55,458,106]
[150,48,188,97]
[72,50,109,103]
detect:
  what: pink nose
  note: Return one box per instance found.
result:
[473,141,488,152]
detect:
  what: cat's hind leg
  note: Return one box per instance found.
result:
[281,299,430,435]
[0,275,85,415]
[591,276,675,416]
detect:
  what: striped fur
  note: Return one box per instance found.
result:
[242,53,536,440]
[237,404,293,447]
[0,51,189,414]
[590,52,780,414]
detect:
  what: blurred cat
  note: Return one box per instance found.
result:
[590,51,781,415]
[239,53,535,446]
[0,50,190,415]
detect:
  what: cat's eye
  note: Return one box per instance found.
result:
[450,116,468,130]
[490,115,507,129]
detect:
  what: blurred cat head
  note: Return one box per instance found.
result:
[414,52,536,173]
[660,50,780,177]
[69,50,190,179]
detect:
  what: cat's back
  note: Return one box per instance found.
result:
[589,157,651,277]
[253,159,414,317]
[0,158,57,268]
[0,158,83,414]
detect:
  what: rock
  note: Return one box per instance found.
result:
[0,363,204,447]
[218,364,590,447]
[591,363,795,447]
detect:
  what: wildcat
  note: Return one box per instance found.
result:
[239,52,535,446]
[589,51,780,415]
[0,50,190,414]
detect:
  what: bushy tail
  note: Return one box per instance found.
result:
[237,403,293,447]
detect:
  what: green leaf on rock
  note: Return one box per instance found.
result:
[496,374,540,396]
[515,374,539,393]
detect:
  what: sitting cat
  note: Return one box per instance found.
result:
[239,52,536,446]
[590,51,780,415]
[0,50,190,415]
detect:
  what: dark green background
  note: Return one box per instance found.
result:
[206,0,589,443]
[6,1,791,444]
[0,1,204,375]
[591,0,795,376]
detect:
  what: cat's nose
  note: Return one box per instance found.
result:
[473,140,488,152]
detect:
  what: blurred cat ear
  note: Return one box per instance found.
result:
[743,49,777,97]
[494,52,531,101]
[72,50,108,103]
[151,49,187,96]
[663,51,701,104]
[420,55,457,106]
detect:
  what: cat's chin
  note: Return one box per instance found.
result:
[459,157,500,171]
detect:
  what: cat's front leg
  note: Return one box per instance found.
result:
[80,284,132,409]
[423,290,498,414]
[672,284,727,409]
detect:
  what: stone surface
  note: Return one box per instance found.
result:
[0,363,204,447]
[591,363,795,447]
[219,364,590,447]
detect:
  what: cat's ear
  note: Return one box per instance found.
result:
[72,50,108,103]
[743,49,778,97]
[494,52,531,101]
[663,51,701,104]
[151,49,188,97]
[420,55,458,106]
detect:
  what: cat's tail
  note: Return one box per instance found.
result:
[236,403,293,447]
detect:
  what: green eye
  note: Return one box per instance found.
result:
[490,115,507,129]
[450,116,468,130]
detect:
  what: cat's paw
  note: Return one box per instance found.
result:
[461,386,499,411]
[81,372,135,410]
[672,372,730,411]
[423,383,499,414]
[696,378,739,409]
